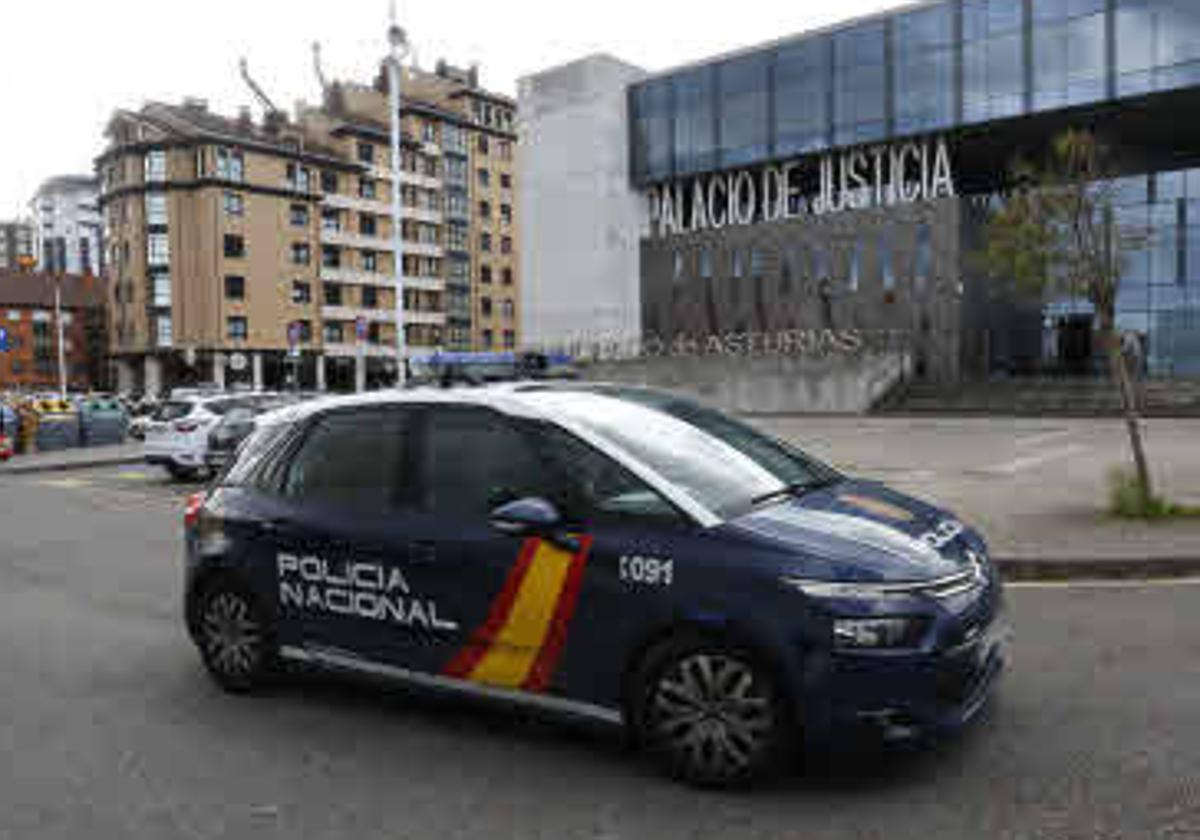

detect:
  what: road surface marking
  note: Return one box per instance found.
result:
[39,477,90,489]
[1008,577,1200,590]
[1015,429,1072,449]
[983,444,1087,476]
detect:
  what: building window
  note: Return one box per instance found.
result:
[321,170,338,193]
[322,209,341,233]
[482,328,494,348]
[501,267,513,285]
[501,299,515,320]
[156,315,173,348]
[362,250,377,272]
[218,234,244,259]
[367,323,381,344]
[499,141,513,162]
[152,271,172,307]
[145,193,168,225]
[848,242,861,292]
[480,264,492,284]
[148,233,170,266]
[223,192,244,217]
[144,149,167,183]
[500,173,512,190]
[286,203,308,227]
[290,242,309,265]
[324,283,342,305]
[880,234,895,291]
[294,320,312,344]
[477,168,490,188]
[477,135,489,155]
[480,232,492,252]
[359,214,377,236]
[322,245,341,269]
[359,178,376,199]
[479,200,491,219]
[216,147,244,182]
[731,250,745,279]
[227,316,248,341]
[481,296,493,317]
[362,285,378,308]
[915,224,932,291]
[699,248,713,279]
[500,204,512,224]
[324,322,344,344]
[292,280,312,304]
[358,142,375,164]
[224,275,245,300]
[503,329,515,348]
[422,121,437,143]
[500,236,512,254]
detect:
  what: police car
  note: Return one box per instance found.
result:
[183,383,1007,786]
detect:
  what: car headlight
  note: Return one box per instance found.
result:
[833,617,928,649]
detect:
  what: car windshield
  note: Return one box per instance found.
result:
[522,388,840,520]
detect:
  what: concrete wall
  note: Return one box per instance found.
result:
[518,55,647,350]
[580,352,912,415]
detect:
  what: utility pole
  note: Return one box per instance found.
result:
[387,2,409,387]
[55,277,67,399]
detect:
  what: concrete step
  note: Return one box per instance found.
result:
[879,378,1200,416]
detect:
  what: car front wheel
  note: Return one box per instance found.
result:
[194,582,274,693]
[634,636,791,787]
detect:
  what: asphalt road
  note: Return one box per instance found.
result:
[1,465,1197,840]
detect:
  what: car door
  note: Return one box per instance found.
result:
[262,406,435,666]
[399,405,591,690]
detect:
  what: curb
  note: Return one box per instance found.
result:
[996,556,1200,581]
[0,454,144,476]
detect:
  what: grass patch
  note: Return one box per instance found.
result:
[1107,468,1200,520]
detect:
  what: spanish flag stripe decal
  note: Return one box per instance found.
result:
[521,535,592,692]
[441,537,540,679]
[442,536,591,692]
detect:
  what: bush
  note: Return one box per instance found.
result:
[1107,467,1200,519]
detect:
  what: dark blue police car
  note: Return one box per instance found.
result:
[183,383,1008,786]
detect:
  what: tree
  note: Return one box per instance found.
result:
[977,129,1154,506]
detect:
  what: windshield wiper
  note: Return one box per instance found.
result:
[750,476,839,507]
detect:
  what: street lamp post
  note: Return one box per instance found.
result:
[387,12,409,387]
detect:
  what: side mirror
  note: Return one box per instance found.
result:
[489,497,579,552]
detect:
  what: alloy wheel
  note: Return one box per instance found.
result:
[648,652,775,783]
[199,590,263,681]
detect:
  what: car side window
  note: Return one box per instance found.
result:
[421,408,551,519]
[533,424,686,528]
[280,409,411,510]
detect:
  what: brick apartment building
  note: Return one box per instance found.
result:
[0,272,107,391]
[98,60,519,395]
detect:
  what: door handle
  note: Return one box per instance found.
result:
[408,540,437,563]
[260,517,296,536]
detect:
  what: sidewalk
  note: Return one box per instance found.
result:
[0,442,144,476]
[758,416,1200,578]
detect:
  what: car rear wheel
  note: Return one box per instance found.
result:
[634,636,791,787]
[194,582,274,693]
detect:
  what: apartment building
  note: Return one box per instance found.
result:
[96,61,519,394]
[30,175,102,275]
[0,271,107,391]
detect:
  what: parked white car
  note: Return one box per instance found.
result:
[143,393,267,480]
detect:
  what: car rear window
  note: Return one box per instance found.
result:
[153,401,194,422]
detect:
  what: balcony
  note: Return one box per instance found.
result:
[322,192,444,224]
[319,266,444,292]
[320,305,446,327]
[368,165,440,191]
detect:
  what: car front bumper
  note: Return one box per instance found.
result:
[800,614,1011,745]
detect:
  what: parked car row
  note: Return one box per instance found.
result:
[143,390,312,480]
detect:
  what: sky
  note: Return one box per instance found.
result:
[0,0,909,215]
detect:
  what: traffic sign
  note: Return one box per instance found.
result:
[355,316,368,341]
[288,321,301,347]
[229,352,248,372]
[0,327,8,352]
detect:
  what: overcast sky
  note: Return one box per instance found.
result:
[0,0,908,215]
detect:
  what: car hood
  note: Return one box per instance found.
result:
[721,478,977,583]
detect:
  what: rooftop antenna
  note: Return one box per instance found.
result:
[312,41,330,95]
[238,57,281,116]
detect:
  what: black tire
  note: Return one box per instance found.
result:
[192,580,275,693]
[165,463,195,481]
[631,633,792,787]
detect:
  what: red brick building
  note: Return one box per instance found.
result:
[0,272,107,391]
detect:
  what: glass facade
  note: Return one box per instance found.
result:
[630,0,1200,184]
